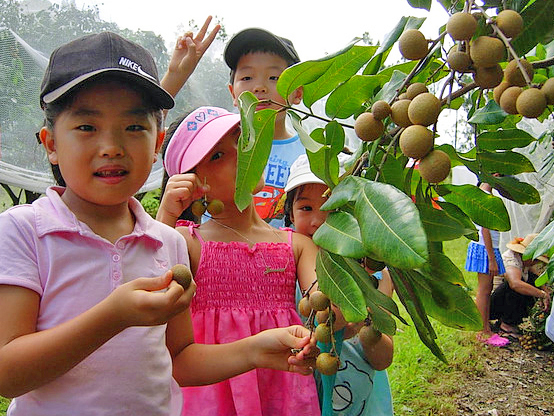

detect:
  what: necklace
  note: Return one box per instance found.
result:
[209,218,291,274]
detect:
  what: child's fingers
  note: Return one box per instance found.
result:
[131,272,173,292]
[196,15,213,40]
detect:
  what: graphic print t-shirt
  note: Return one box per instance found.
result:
[253,134,305,228]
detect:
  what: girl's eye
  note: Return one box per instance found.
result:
[269,75,279,81]
[240,76,252,81]
[77,125,94,132]
[210,151,223,161]
[127,125,146,132]
[299,205,313,212]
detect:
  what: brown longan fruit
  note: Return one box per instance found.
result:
[171,264,192,289]
[316,353,340,375]
[407,93,441,126]
[316,309,335,325]
[541,78,554,105]
[418,149,451,183]
[446,12,478,41]
[447,46,472,73]
[398,29,428,61]
[473,64,504,89]
[206,199,224,216]
[315,323,332,343]
[371,100,392,120]
[516,88,547,118]
[470,36,505,68]
[359,323,382,347]
[298,296,312,317]
[499,86,523,114]
[493,81,511,104]
[354,112,384,141]
[191,200,206,217]
[390,99,412,128]
[504,59,534,87]
[496,9,524,39]
[309,290,331,311]
[406,82,428,100]
[399,125,434,159]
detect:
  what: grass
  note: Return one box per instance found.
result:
[389,237,482,416]
[0,233,477,415]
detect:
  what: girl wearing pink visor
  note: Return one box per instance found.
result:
[158,106,321,416]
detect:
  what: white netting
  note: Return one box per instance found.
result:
[0,27,164,194]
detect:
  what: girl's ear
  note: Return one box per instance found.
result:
[39,127,58,165]
[154,130,166,163]
[289,86,303,105]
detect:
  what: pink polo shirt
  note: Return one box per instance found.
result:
[0,187,189,416]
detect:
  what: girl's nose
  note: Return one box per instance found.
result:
[254,84,268,94]
[99,130,124,158]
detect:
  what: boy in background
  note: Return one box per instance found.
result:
[224,28,304,228]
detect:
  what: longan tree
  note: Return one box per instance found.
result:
[236,0,554,361]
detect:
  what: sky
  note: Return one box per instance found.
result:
[64,0,450,61]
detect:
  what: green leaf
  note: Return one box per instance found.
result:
[436,184,511,231]
[417,203,469,241]
[320,175,363,210]
[523,220,554,261]
[407,0,432,10]
[354,178,428,269]
[325,74,386,119]
[388,267,447,363]
[306,121,345,186]
[425,250,467,286]
[477,150,536,175]
[313,211,369,258]
[316,250,367,322]
[235,92,277,211]
[303,45,377,108]
[468,100,507,124]
[477,128,536,150]
[492,174,541,205]
[436,201,479,241]
[375,70,409,102]
[512,0,554,56]
[409,269,482,331]
[330,254,403,334]
[288,111,324,153]
[276,60,334,102]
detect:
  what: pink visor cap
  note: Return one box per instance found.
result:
[163,106,241,176]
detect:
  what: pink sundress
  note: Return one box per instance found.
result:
[178,221,320,416]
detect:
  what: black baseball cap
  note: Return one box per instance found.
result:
[40,31,174,109]
[224,28,300,70]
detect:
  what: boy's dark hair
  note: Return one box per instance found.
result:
[42,75,164,187]
[224,28,300,84]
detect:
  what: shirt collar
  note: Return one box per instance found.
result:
[35,187,163,248]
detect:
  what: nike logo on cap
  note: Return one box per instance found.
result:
[118,57,155,80]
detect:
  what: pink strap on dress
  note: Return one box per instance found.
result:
[176,220,204,244]
[280,227,294,246]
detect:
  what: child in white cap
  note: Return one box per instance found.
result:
[284,154,395,416]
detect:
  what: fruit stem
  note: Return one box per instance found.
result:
[264,99,354,129]
[474,4,533,87]
[374,129,402,182]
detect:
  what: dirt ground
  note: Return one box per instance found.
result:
[453,340,552,416]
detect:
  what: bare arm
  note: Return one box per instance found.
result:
[167,311,318,386]
[161,16,220,100]
[0,273,191,398]
[504,265,548,299]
